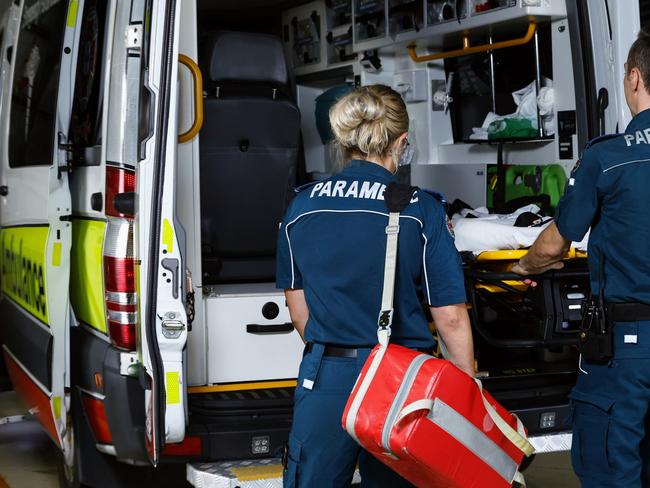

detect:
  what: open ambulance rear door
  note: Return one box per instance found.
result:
[0,0,84,458]
[567,0,639,144]
[136,0,190,464]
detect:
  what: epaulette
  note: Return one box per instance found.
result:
[584,133,620,150]
[293,181,321,193]
[421,188,447,205]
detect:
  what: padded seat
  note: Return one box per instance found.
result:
[199,32,300,283]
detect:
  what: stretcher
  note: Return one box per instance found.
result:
[463,249,589,349]
[451,207,589,254]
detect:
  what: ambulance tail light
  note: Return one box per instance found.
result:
[105,166,136,218]
[80,393,113,445]
[104,165,138,351]
[162,436,202,457]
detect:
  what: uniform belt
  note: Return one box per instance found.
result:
[607,302,650,322]
[305,341,432,358]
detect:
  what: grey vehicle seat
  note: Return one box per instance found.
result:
[200,32,300,284]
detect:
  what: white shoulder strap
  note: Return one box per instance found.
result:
[377,211,400,347]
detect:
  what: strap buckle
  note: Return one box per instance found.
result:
[378,309,393,328]
[385,224,400,235]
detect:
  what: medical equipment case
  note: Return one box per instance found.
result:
[342,343,533,487]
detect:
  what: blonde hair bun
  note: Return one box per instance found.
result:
[329,84,408,159]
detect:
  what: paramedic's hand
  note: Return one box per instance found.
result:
[511,259,565,283]
[511,223,570,283]
[510,262,539,287]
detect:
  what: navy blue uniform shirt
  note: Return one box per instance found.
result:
[555,108,650,303]
[276,160,466,349]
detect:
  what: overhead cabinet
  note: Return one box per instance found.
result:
[283,0,357,76]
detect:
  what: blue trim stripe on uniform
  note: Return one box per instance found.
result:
[284,210,430,300]
[602,158,650,173]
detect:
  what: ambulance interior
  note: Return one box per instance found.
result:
[174,0,597,458]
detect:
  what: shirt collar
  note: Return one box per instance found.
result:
[626,108,650,133]
[340,160,397,182]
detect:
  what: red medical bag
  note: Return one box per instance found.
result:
[342,183,534,487]
[342,343,533,487]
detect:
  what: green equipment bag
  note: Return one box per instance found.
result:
[486,164,567,214]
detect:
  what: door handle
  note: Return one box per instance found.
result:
[246,323,295,334]
[161,258,179,299]
[0,185,8,196]
[178,54,203,143]
[6,45,12,63]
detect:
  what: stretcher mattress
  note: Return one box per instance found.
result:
[452,205,589,253]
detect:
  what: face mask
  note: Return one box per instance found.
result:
[398,139,415,167]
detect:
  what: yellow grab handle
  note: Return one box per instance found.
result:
[407,22,537,63]
[178,54,204,143]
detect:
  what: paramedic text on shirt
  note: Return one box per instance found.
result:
[276,85,474,488]
[513,32,650,488]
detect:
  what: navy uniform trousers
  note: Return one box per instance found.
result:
[283,343,414,487]
[572,322,650,487]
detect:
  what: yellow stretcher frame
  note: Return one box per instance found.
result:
[475,248,587,262]
[471,248,588,293]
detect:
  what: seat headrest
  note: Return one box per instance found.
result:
[207,32,288,85]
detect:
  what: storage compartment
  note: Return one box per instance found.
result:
[388,0,425,35]
[445,23,554,143]
[427,0,468,25]
[283,3,323,71]
[354,0,387,44]
[204,284,304,384]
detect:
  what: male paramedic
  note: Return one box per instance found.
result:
[512,32,650,488]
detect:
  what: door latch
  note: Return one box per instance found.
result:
[161,312,185,339]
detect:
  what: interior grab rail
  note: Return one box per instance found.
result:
[178,54,204,143]
[407,22,537,63]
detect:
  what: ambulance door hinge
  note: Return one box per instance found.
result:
[126,24,142,52]
[57,132,75,179]
[119,352,140,377]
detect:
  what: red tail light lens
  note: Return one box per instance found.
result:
[104,165,138,351]
[107,320,136,351]
[106,166,136,218]
[104,257,136,293]
[80,393,113,445]
[162,436,202,457]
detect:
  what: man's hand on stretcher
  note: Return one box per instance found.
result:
[511,222,571,286]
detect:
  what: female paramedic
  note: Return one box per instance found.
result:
[276,84,475,487]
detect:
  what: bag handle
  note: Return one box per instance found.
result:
[377,183,419,346]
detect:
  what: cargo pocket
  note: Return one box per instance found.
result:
[283,435,302,488]
[569,389,615,478]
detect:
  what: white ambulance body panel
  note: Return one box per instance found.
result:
[205,284,303,385]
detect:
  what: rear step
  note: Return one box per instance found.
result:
[187,459,362,487]
[187,459,284,488]
[186,387,294,461]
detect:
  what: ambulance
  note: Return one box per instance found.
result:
[0,0,642,485]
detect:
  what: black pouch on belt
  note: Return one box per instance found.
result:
[578,253,613,364]
[578,296,612,364]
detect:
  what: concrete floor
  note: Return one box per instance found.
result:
[0,390,579,488]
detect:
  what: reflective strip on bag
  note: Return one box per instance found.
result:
[381,354,430,455]
[428,398,519,483]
